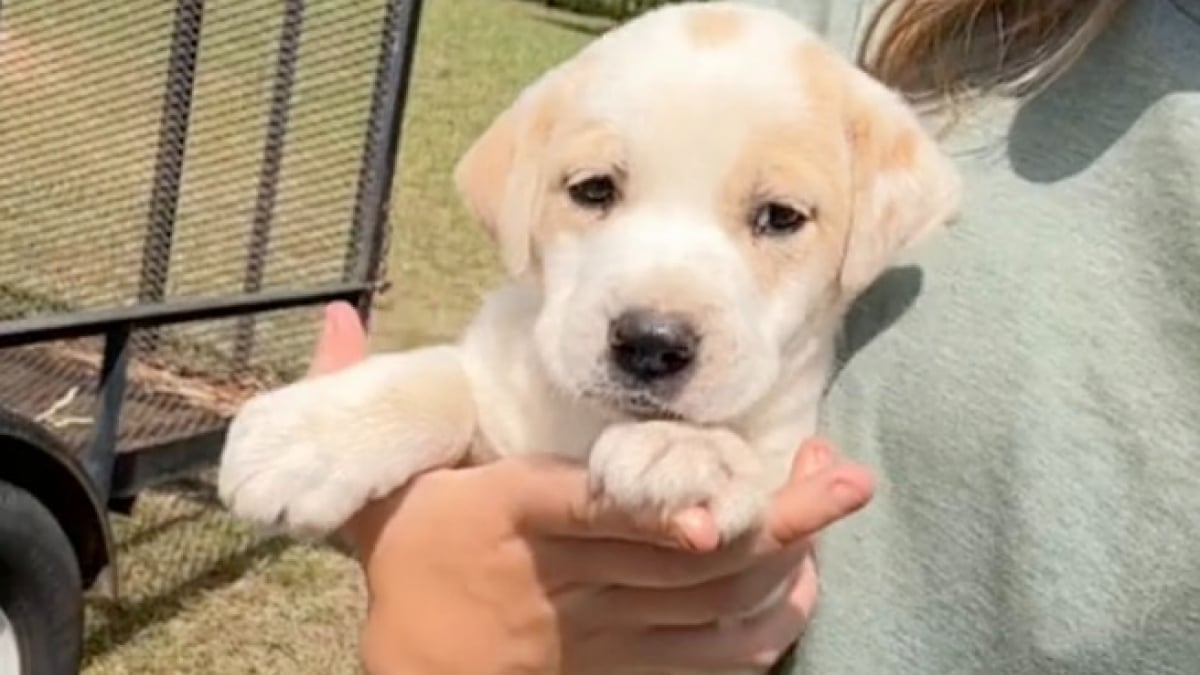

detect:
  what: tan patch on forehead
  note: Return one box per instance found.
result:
[684,8,746,49]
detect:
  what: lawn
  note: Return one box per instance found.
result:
[371,1,609,350]
[0,0,606,672]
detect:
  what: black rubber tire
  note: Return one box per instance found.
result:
[0,479,84,675]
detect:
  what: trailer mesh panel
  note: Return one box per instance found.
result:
[0,0,409,453]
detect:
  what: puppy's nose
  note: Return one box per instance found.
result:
[608,309,699,383]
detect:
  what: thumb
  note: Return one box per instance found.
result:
[306,301,368,376]
[764,442,874,547]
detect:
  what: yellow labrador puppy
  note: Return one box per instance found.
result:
[219,2,959,666]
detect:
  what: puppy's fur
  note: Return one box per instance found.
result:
[219,3,959,672]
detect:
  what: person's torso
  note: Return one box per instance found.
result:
[746,0,1200,672]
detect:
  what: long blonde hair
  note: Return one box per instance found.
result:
[858,0,1129,108]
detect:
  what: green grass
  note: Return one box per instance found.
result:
[0,0,603,672]
[370,0,610,349]
[82,477,366,675]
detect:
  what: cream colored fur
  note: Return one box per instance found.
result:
[218,3,960,673]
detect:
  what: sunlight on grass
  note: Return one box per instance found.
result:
[371,0,607,349]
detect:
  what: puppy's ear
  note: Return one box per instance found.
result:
[453,76,561,277]
[840,70,961,297]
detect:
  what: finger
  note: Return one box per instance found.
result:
[586,437,835,552]
[619,558,817,671]
[790,551,820,620]
[499,457,713,551]
[586,541,809,628]
[763,459,875,548]
[306,301,369,377]
[543,460,871,588]
[558,436,840,553]
[795,436,835,479]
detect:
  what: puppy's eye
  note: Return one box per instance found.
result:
[751,202,811,236]
[568,175,618,210]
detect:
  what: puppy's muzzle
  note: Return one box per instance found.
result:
[608,309,699,385]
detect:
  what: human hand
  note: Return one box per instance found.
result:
[307,302,874,674]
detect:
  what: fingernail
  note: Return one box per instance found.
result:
[672,508,718,552]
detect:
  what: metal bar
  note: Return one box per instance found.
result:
[109,429,226,500]
[0,282,372,349]
[344,0,426,326]
[233,0,306,368]
[137,0,205,351]
[83,326,132,502]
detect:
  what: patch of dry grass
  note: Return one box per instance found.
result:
[83,478,365,675]
[369,0,609,349]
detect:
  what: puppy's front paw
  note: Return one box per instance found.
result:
[588,421,766,542]
[219,388,359,538]
[217,347,475,538]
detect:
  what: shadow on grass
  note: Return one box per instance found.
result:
[113,508,210,552]
[81,475,311,667]
[153,475,224,509]
[110,477,228,551]
[531,12,613,36]
[513,0,664,22]
[82,536,293,667]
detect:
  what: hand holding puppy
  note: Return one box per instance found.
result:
[312,303,874,674]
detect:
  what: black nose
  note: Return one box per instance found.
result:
[608,309,699,383]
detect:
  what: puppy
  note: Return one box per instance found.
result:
[218,2,959,670]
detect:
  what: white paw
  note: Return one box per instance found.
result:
[588,421,767,542]
[216,349,474,538]
[217,386,374,537]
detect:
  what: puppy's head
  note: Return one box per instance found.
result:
[455,2,960,423]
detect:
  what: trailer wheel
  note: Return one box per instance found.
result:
[0,480,84,675]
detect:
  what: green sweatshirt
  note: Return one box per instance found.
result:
[746,0,1200,673]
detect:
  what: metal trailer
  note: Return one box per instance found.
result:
[0,0,424,672]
